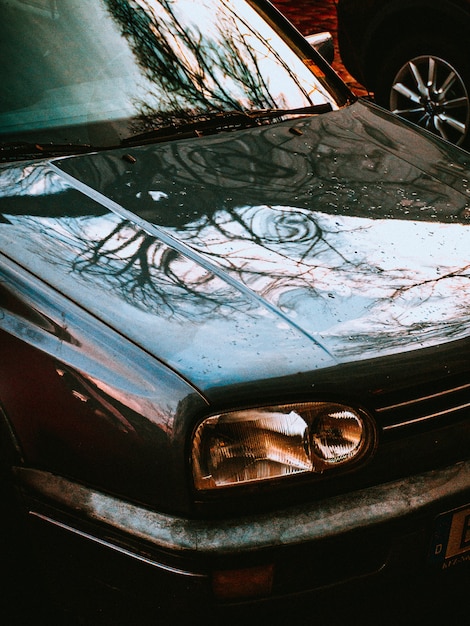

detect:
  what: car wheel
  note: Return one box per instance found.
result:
[374,36,470,148]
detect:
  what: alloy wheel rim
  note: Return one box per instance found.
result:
[389,55,470,146]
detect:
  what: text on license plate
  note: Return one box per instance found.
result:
[430,504,470,569]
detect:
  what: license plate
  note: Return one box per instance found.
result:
[429,504,470,569]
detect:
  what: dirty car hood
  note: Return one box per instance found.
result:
[2,99,470,390]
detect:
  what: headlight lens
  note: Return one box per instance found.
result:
[192,402,376,490]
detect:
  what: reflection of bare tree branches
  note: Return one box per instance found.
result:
[391,264,470,300]
[0,163,69,200]
[65,198,470,357]
[104,0,312,130]
[71,219,244,318]
[69,200,384,324]
[105,0,253,122]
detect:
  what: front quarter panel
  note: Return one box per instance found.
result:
[0,257,208,514]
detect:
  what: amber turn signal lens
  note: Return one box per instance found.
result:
[212,563,274,600]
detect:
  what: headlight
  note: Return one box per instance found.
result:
[192,402,376,490]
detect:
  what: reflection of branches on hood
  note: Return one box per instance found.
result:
[70,219,246,318]
[188,204,377,275]
[67,202,396,323]
[0,162,70,200]
[390,264,470,302]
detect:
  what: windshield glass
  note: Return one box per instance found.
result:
[1,0,342,147]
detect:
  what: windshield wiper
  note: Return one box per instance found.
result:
[0,141,97,162]
[0,103,334,160]
[121,103,333,146]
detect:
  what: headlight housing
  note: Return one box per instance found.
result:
[192,402,376,490]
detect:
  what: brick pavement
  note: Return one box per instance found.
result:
[272,0,368,95]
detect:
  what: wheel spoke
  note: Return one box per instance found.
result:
[418,112,431,126]
[392,81,421,104]
[427,57,438,92]
[392,106,426,115]
[438,70,457,99]
[408,60,427,96]
[438,113,466,134]
[434,117,450,141]
[441,95,469,109]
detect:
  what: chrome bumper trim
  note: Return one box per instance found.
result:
[17,460,470,557]
[29,511,206,578]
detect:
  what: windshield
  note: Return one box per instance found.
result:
[1,0,343,148]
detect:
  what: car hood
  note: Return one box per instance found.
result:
[2,99,470,392]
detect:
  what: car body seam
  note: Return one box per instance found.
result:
[48,159,335,361]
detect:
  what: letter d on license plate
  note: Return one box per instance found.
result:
[429,504,470,569]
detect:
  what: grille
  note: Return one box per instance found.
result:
[373,379,470,434]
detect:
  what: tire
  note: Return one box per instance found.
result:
[374,34,470,148]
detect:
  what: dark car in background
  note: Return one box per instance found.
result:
[1,0,470,624]
[336,0,470,148]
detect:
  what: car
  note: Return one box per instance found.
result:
[336,0,470,148]
[1,0,470,624]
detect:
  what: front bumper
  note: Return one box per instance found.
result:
[15,460,470,622]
